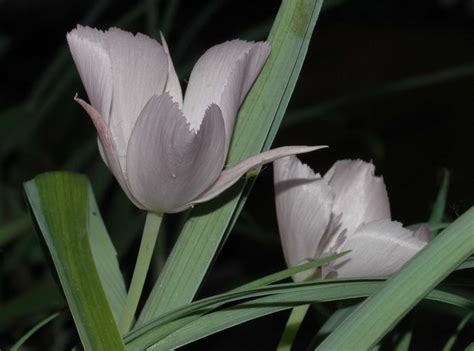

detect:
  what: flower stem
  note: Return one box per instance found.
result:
[276,304,309,351]
[118,211,163,334]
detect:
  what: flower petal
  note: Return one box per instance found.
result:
[183,40,270,142]
[324,160,391,237]
[273,156,334,278]
[74,97,144,208]
[333,219,427,278]
[103,28,169,161]
[160,33,183,107]
[67,26,113,123]
[193,146,326,206]
[126,94,226,213]
[69,26,170,160]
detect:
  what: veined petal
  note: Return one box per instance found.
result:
[104,28,169,162]
[67,27,112,123]
[333,219,428,278]
[75,97,144,208]
[67,26,169,168]
[183,40,270,142]
[274,156,334,279]
[160,33,183,108]
[324,160,391,237]
[192,146,326,206]
[126,94,226,213]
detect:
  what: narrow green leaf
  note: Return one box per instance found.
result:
[277,305,310,351]
[308,304,357,348]
[24,172,125,350]
[126,253,345,346]
[429,170,450,236]
[442,311,473,351]
[138,0,325,326]
[10,312,60,351]
[237,251,348,291]
[87,183,127,323]
[316,207,474,351]
[394,331,412,351]
[126,283,473,350]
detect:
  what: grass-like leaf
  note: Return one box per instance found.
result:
[429,170,450,236]
[24,172,125,350]
[137,0,325,326]
[316,207,474,350]
[125,253,346,347]
[125,281,473,350]
[10,312,60,351]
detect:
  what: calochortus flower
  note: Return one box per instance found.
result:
[67,26,321,213]
[274,157,431,280]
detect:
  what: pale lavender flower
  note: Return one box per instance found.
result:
[67,25,322,213]
[274,156,431,280]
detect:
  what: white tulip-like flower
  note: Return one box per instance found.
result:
[67,25,322,213]
[274,156,431,280]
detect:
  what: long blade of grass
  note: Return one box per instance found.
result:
[137,0,325,326]
[24,172,125,350]
[429,170,450,236]
[316,207,474,350]
[442,311,473,351]
[10,312,61,351]
[126,253,345,345]
[125,283,473,350]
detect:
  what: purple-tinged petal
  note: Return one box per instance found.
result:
[323,160,391,237]
[183,40,270,142]
[160,33,183,107]
[103,28,169,162]
[414,224,432,242]
[68,26,170,161]
[274,156,334,281]
[74,97,144,208]
[126,94,226,213]
[332,219,427,278]
[66,27,112,123]
[193,146,326,206]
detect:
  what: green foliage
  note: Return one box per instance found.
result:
[316,207,474,350]
[10,312,60,351]
[137,0,325,326]
[24,172,125,350]
[125,280,473,350]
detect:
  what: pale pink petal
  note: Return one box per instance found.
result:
[193,146,326,206]
[67,26,169,167]
[66,27,112,123]
[274,156,334,281]
[183,40,270,142]
[414,224,432,242]
[74,97,144,208]
[323,160,391,237]
[160,33,183,107]
[126,94,226,213]
[103,28,169,162]
[333,219,427,278]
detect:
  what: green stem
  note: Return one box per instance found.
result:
[119,212,163,334]
[277,304,310,351]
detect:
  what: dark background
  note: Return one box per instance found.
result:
[0,0,473,349]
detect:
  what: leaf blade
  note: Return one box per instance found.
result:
[24,172,125,350]
[138,0,325,325]
[316,207,474,350]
